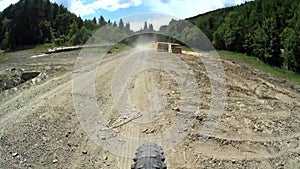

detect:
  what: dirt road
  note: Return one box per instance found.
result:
[0,48,299,168]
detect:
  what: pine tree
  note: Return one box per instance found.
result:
[98,15,106,28]
[92,17,97,25]
[119,19,124,29]
[107,19,112,26]
[149,23,154,31]
[113,21,118,28]
[113,21,117,27]
[143,21,148,30]
[125,22,130,32]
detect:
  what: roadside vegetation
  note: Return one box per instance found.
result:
[188,0,300,73]
[0,53,7,61]
[179,46,300,85]
[0,0,133,50]
[218,51,300,85]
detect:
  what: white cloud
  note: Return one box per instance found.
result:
[233,0,248,4]
[144,0,250,19]
[0,0,19,11]
[65,0,142,17]
[123,0,251,31]
[0,0,250,19]
[89,0,142,12]
[0,0,142,17]
[69,0,95,16]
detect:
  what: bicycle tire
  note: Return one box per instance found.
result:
[131,142,167,169]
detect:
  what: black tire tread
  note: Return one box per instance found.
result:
[131,142,167,169]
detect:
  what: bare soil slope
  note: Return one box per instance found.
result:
[0,48,299,169]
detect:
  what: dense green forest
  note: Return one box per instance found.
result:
[0,0,133,49]
[187,0,300,72]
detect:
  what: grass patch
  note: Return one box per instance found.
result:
[84,43,131,54]
[115,43,131,51]
[81,47,107,54]
[0,53,8,61]
[5,43,57,53]
[31,43,57,51]
[218,50,300,85]
[181,46,193,52]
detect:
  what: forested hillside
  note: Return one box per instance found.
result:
[188,0,300,72]
[0,0,132,50]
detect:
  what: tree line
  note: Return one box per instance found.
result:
[0,0,132,49]
[188,0,300,72]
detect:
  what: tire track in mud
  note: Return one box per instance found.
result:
[95,50,156,168]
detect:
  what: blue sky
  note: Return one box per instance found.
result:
[0,0,251,30]
[51,0,250,20]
